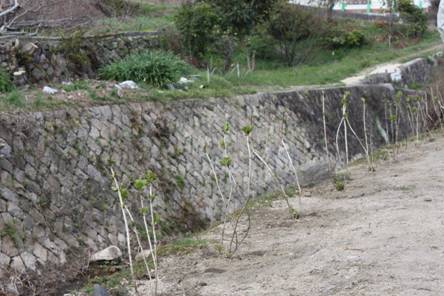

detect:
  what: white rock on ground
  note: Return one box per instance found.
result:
[89,246,122,262]
[115,80,138,90]
[42,86,59,95]
[13,68,26,76]
[178,77,193,84]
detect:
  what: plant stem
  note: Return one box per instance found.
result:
[282,139,302,212]
[253,149,298,219]
[322,92,331,170]
[149,186,159,296]
[125,207,153,283]
[110,168,135,287]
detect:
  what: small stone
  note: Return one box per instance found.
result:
[42,86,59,95]
[13,69,26,77]
[0,138,11,158]
[135,249,152,262]
[166,83,176,90]
[0,252,10,266]
[1,236,19,257]
[93,284,110,296]
[33,243,48,263]
[10,256,25,272]
[21,42,38,55]
[20,251,37,271]
[424,198,432,202]
[178,77,193,84]
[115,80,138,90]
[0,187,17,202]
[90,246,122,262]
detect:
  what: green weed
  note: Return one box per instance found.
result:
[2,90,25,107]
[99,50,190,87]
[0,68,14,93]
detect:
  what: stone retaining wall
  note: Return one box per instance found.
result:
[0,81,430,284]
[361,57,435,86]
[0,32,159,85]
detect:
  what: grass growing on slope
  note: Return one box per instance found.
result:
[87,3,178,35]
[223,30,440,88]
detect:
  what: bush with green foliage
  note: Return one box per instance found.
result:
[325,30,366,49]
[398,0,427,37]
[0,68,14,93]
[267,3,317,65]
[99,51,190,87]
[174,0,278,64]
[245,27,277,60]
[202,0,278,38]
[174,2,220,58]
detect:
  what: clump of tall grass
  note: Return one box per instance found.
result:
[99,50,190,87]
[0,68,14,93]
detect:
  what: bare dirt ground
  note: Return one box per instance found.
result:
[146,133,444,296]
[11,0,106,27]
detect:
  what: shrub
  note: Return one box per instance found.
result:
[333,173,346,191]
[174,2,220,58]
[267,3,317,65]
[325,30,366,49]
[99,51,190,87]
[398,0,427,37]
[0,68,14,93]
[58,31,92,74]
[159,27,183,55]
[246,27,277,60]
[204,0,278,38]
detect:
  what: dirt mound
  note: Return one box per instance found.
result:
[13,0,108,27]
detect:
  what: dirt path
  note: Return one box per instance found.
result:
[144,132,444,296]
[342,43,443,85]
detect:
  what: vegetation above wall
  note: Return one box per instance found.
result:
[0,0,440,111]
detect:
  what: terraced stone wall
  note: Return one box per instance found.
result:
[0,32,159,85]
[0,82,429,282]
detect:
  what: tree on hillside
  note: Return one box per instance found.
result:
[176,0,278,70]
[202,0,278,38]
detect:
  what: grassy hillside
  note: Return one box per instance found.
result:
[1,2,441,111]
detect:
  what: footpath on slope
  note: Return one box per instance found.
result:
[342,44,443,85]
[142,132,444,296]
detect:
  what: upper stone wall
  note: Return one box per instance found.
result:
[0,32,159,85]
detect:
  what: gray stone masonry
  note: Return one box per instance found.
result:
[0,56,438,283]
[0,32,159,85]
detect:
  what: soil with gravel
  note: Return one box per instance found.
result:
[143,133,444,296]
[12,0,107,27]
